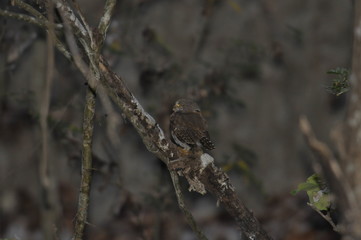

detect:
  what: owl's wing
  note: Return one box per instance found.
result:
[170,112,195,145]
[171,112,214,150]
[180,113,215,150]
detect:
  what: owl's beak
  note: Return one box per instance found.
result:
[173,102,181,111]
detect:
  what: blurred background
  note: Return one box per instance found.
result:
[0,0,352,239]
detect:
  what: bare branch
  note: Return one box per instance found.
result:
[38,2,60,239]
[299,116,361,237]
[11,0,71,59]
[12,0,63,29]
[199,162,270,240]
[0,9,46,28]
[0,9,71,60]
[299,116,344,181]
[97,58,272,239]
[73,88,96,240]
[54,0,88,39]
[69,0,94,46]
[97,0,117,48]
[54,0,100,85]
[307,203,340,233]
[98,56,177,162]
[60,8,90,79]
[54,37,72,60]
[170,171,208,240]
[13,0,47,22]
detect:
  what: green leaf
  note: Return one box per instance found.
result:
[292,174,331,211]
[309,189,330,211]
[292,182,317,194]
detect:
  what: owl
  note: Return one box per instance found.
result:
[170,99,215,151]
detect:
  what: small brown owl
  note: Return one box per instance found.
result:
[170,99,215,151]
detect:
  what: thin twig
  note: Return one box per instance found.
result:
[55,2,99,239]
[13,0,47,21]
[56,5,98,239]
[54,0,97,86]
[54,2,96,240]
[60,9,90,79]
[0,9,71,60]
[0,9,46,28]
[73,88,96,240]
[38,2,59,239]
[70,0,94,46]
[299,116,360,211]
[12,0,63,29]
[299,116,344,180]
[307,203,339,232]
[54,37,72,60]
[53,0,88,39]
[97,0,117,48]
[11,0,70,59]
[170,171,208,240]
[299,116,361,237]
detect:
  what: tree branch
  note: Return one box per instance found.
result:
[299,116,361,237]
[54,2,98,239]
[97,0,117,48]
[97,57,272,239]
[0,9,46,28]
[307,203,340,233]
[54,0,89,45]
[69,0,94,46]
[170,171,208,240]
[11,0,63,30]
[73,88,96,240]
[0,8,71,60]
[38,3,60,239]
[199,162,270,239]
[12,0,47,23]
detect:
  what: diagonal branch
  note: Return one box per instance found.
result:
[98,56,177,162]
[12,0,48,23]
[0,9,47,28]
[97,57,272,240]
[199,162,269,239]
[0,7,71,60]
[97,0,117,48]
[54,0,88,40]
[11,0,63,31]
[170,171,208,240]
[70,0,93,41]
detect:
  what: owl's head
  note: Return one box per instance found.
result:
[173,99,201,113]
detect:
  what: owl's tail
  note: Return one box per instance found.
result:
[200,137,215,150]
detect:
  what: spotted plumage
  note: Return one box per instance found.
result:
[170,99,215,151]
